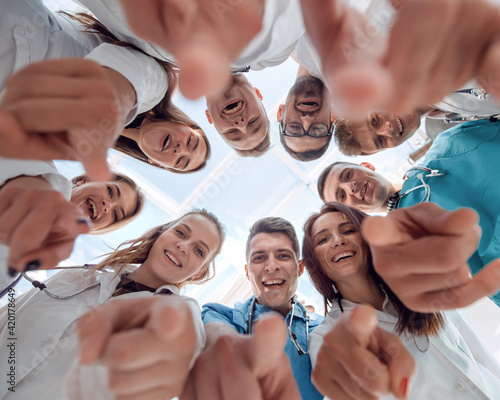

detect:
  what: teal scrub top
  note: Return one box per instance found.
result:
[398,119,500,306]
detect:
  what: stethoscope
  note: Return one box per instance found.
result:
[247,295,310,356]
[0,265,102,300]
[444,89,500,123]
[392,167,445,209]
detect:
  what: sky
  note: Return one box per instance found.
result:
[7,0,500,361]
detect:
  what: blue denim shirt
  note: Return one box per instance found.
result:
[202,296,324,400]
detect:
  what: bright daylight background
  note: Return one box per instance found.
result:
[5,0,500,362]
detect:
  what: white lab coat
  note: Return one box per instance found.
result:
[0,0,167,121]
[0,157,72,291]
[0,265,206,400]
[76,0,305,71]
[310,298,500,400]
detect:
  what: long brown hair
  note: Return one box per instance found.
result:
[61,12,211,173]
[302,202,445,337]
[71,172,145,234]
[89,209,225,288]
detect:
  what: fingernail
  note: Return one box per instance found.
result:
[8,267,18,277]
[400,377,409,398]
[25,260,41,272]
[77,218,90,227]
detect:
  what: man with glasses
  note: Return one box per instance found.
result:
[184,217,324,400]
[278,67,334,161]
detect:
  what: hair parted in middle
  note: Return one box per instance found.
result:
[302,202,445,337]
[245,216,300,262]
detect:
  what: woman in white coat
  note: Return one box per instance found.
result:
[0,208,225,400]
[301,202,500,400]
[0,0,211,175]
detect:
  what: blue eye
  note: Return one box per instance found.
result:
[176,229,185,237]
[196,247,204,257]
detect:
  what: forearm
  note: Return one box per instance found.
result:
[0,175,53,192]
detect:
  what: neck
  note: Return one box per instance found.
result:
[417,106,433,118]
[336,275,385,311]
[127,263,170,289]
[257,298,293,318]
[121,128,140,142]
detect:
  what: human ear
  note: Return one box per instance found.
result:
[244,264,249,280]
[361,162,375,171]
[277,104,285,122]
[205,109,213,124]
[298,260,305,277]
[253,87,263,101]
[75,176,89,186]
[148,158,163,168]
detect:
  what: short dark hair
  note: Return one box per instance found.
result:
[246,217,300,261]
[334,119,362,156]
[317,161,357,202]
[280,133,332,161]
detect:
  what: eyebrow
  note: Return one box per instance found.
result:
[112,183,121,198]
[313,222,353,240]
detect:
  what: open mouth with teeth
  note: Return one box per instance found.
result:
[164,250,182,267]
[222,100,243,115]
[85,198,98,220]
[162,135,171,151]
[396,117,404,136]
[332,251,356,263]
[361,183,368,200]
[262,279,285,288]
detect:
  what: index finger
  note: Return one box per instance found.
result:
[78,297,157,364]
[413,259,500,312]
[362,204,479,247]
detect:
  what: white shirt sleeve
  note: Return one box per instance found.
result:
[84,43,168,123]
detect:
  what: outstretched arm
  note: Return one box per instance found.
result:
[181,315,301,400]
[301,0,500,117]
[0,175,89,274]
[362,203,500,312]
[0,59,136,181]
[70,295,201,400]
[311,305,416,400]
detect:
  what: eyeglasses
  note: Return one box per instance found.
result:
[279,122,333,138]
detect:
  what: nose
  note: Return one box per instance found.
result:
[265,255,279,272]
[378,121,395,137]
[177,241,188,255]
[102,199,112,214]
[233,115,245,126]
[300,115,314,131]
[341,180,357,194]
[173,141,186,155]
[331,232,346,248]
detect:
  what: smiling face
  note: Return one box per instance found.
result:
[279,76,333,154]
[311,212,368,285]
[245,232,303,316]
[139,214,221,288]
[137,120,208,171]
[70,180,138,230]
[205,75,268,151]
[348,111,422,155]
[323,163,394,212]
